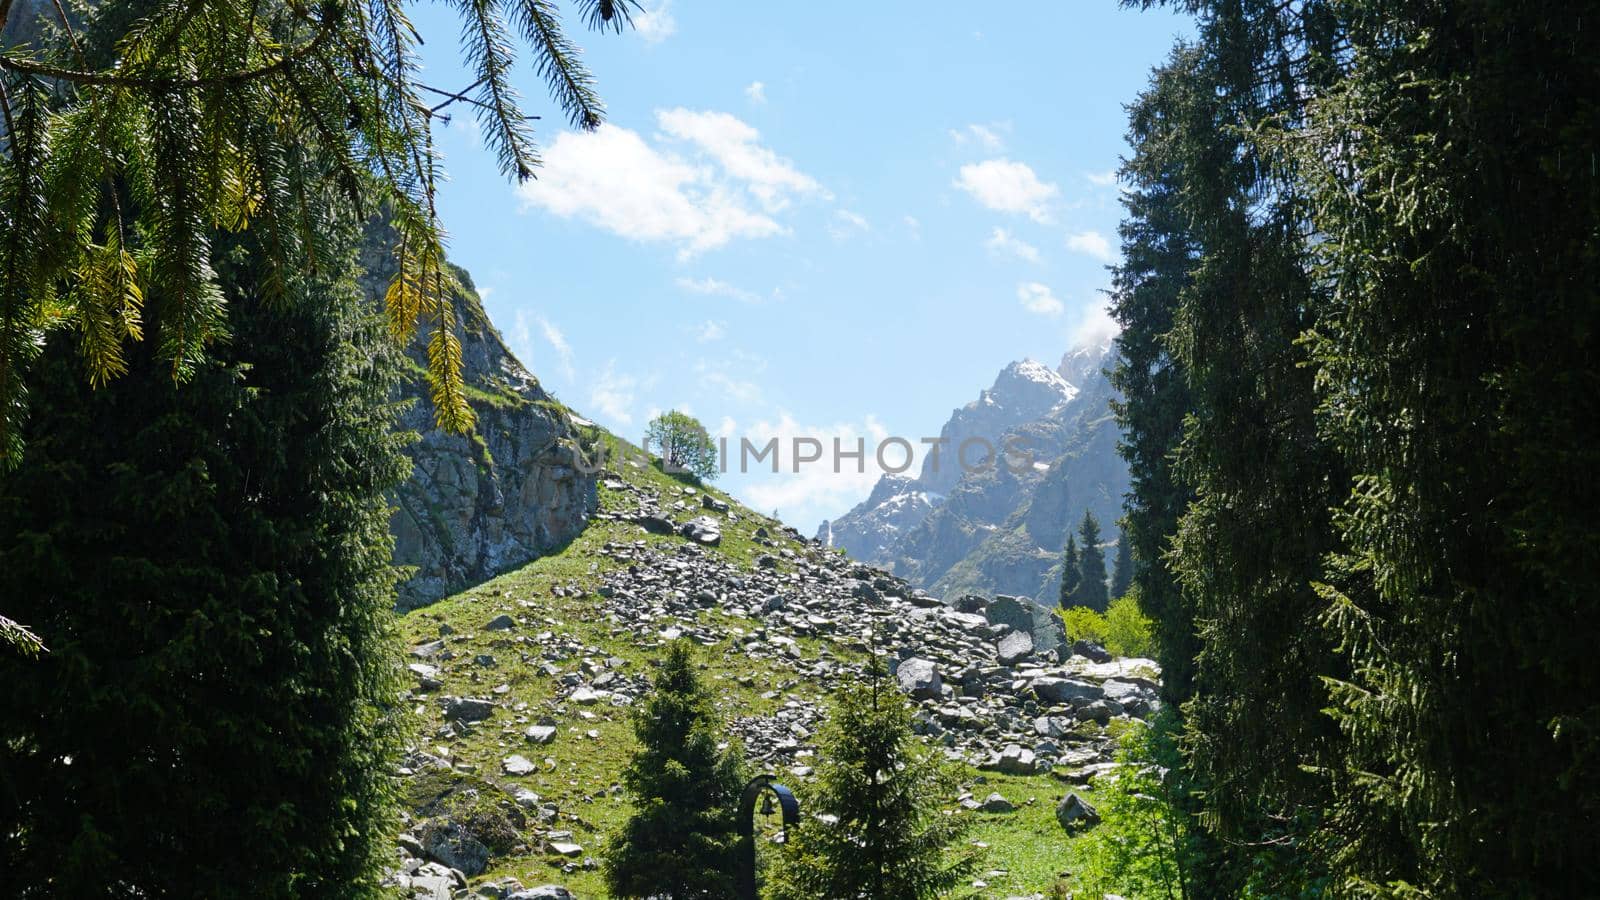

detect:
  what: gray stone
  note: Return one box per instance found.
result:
[502,754,536,776]
[985,595,1070,661]
[1072,639,1112,663]
[680,516,723,545]
[1031,677,1103,704]
[525,725,558,744]
[508,889,577,900]
[547,841,584,858]
[485,614,516,631]
[1056,793,1100,830]
[635,513,675,534]
[987,744,1038,775]
[443,696,496,722]
[996,629,1034,666]
[420,821,490,876]
[895,657,942,700]
[978,792,1017,813]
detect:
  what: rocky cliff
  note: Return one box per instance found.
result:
[821,341,1128,605]
[358,222,597,610]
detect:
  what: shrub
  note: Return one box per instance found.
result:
[1103,592,1157,659]
[1060,605,1109,645]
[1070,713,1201,898]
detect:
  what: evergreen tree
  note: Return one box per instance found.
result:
[0,0,641,466]
[0,216,411,896]
[606,640,745,899]
[1286,3,1600,892]
[1058,534,1081,609]
[1110,528,1133,601]
[1109,46,1202,702]
[767,657,978,900]
[1071,511,1110,612]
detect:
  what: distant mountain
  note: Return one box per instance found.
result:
[819,342,1127,605]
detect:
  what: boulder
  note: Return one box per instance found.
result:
[442,696,496,722]
[635,513,675,534]
[679,516,723,545]
[502,754,536,776]
[895,657,942,700]
[996,629,1034,666]
[1056,793,1100,830]
[984,595,1069,660]
[419,821,490,876]
[1031,676,1103,704]
[986,744,1038,775]
[953,594,990,614]
[979,792,1017,813]
[1072,639,1112,663]
[524,724,558,744]
[509,889,577,900]
[485,614,516,631]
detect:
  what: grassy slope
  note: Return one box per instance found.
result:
[395,434,1097,897]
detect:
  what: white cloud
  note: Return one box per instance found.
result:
[518,124,783,256]
[634,1,676,43]
[829,209,870,239]
[1085,169,1118,187]
[1065,230,1117,263]
[733,413,894,528]
[676,275,760,304]
[538,316,576,379]
[656,107,826,213]
[1017,281,1064,317]
[700,369,763,404]
[744,81,766,104]
[589,361,638,426]
[949,123,1007,152]
[836,209,870,231]
[1071,299,1121,348]
[953,159,1059,223]
[694,320,725,342]
[984,227,1040,263]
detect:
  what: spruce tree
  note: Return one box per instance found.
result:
[0,0,640,465]
[605,640,745,899]
[1058,535,1081,609]
[1110,528,1133,601]
[1071,511,1109,612]
[0,216,410,896]
[1286,3,1600,892]
[1108,46,1202,702]
[767,657,978,900]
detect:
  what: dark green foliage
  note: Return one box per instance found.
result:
[1071,713,1204,899]
[1286,4,1600,894]
[605,641,745,899]
[0,0,639,462]
[1110,528,1133,601]
[1058,534,1080,608]
[1117,1,1600,895]
[1108,47,1202,701]
[1069,511,1109,612]
[0,220,411,897]
[644,409,719,481]
[767,657,978,900]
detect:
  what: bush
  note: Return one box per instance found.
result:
[1103,592,1157,659]
[1060,605,1109,645]
[1070,713,1201,898]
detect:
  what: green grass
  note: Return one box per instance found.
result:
[395,431,1095,897]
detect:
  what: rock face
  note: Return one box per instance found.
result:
[821,341,1130,605]
[358,220,598,610]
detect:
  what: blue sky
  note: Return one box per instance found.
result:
[411,2,1192,534]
